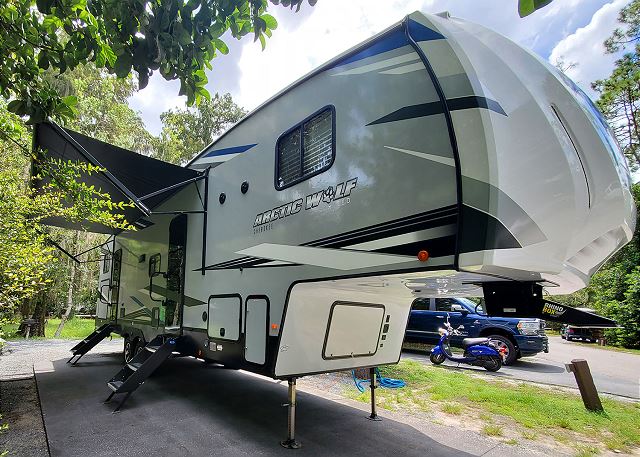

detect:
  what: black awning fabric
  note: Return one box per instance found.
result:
[33,121,201,234]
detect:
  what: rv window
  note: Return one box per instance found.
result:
[102,254,110,274]
[276,106,335,189]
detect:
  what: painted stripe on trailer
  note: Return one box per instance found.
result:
[237,244,417,271]
[331,53,419,76]
[379,62,425,75]
[345,224,456,251]
[198,153,241,163]
[199,206,458,271]
[367,96,507,126]
[334,20,444,68]
[384,146,455,167]
[203,143,257,158]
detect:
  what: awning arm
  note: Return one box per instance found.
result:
[43,121,151,216]
[45,236,81,265]
[138,173,206,202]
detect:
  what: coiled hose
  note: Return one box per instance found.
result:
[352,367,405,392]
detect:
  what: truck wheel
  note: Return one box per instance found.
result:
[430,352,445,365]
[487,335,517,365]
[123,338,134,364]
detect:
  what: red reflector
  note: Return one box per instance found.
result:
[417,250,429,262]
[271,323,278,330]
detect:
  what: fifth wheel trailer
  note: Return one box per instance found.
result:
[34,10,634,447]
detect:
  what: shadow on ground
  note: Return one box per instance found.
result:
[36,353,470,457]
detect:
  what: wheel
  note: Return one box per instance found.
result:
[487,335,517,365]
[484,356,502,372]
[561,334,566,340]
[123,338,134,363]
[430,352,445,365]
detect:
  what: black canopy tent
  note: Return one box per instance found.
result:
[33,121,204,235]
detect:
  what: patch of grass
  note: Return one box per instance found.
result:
[368,361,640,452]
[441,402,463,415]
[504,438,518,445]
[573,444,599,457]
[521,430,537,440]
[1,318,119,340]
[45,318,97,339]
[482,424,503,436]
[572,342,640,355]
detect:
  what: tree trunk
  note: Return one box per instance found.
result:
[54,231,79,338]
[32,294,47,337]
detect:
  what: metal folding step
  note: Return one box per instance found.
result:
[104,335,179,412]
[67,322,115,365]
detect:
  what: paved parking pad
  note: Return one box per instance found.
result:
[35,354,470,457]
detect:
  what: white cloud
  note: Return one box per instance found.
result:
[129,73,185,135]
[549,0,629,96]
[235,0,430,110]
[126,1,621,130]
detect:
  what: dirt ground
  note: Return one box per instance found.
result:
[0,378,49,457]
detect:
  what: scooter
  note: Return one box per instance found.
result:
[429,314,503,372]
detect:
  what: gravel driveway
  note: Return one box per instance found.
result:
[0,338,122,381]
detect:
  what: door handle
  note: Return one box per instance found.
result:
[436,315,445,318]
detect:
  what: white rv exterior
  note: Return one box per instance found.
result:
[95,11,634,379]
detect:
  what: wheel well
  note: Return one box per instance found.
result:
[479,328,519,352]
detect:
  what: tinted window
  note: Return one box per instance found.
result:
[276,107,334,189]
[435,298,460,312]
[411,298,430,311]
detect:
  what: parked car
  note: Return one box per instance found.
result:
[405,297,548,365]
[560,325,594,342]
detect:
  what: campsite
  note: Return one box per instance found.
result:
[1,1,639,456]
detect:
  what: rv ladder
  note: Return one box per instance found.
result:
[104,335,180,412]
[67,322,115,365]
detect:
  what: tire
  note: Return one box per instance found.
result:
[561,335,566,340]
[430,352,445,365]
[484,356,502,372]
[487,335,517,365]
[123,338,134,364]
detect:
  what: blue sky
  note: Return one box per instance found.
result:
[129,0,630,135]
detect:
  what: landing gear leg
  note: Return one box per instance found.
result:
[367,367,381,421]
[281,378,301,449]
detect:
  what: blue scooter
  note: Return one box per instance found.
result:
[429,314,503,372]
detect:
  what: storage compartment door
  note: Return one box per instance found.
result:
[323,303,385,359]
[208,296,241,340]
[245,298,268,365]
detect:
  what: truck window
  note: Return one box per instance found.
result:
[434,298,459,312]
[411,298,430,311]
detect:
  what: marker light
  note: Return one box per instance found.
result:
[417,250,429,262]
[271,323,278,330]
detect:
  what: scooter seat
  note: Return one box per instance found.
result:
[462,337,490,348]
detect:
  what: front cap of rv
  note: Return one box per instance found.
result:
[417,11,635,292]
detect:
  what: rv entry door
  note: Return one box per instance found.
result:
[165,214,187,331]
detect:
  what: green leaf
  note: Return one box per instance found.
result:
[258,33,266,51]
[213,39,228,55]
[38,53,50,70]
[261,14,277,30]
[174,23,192,46]
[518,0,553,17]
[62,95,78,107]
[114,53,133,78]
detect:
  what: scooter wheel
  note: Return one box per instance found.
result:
[483,356,502,372]
[430,352,445,365]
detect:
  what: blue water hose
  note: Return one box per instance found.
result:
[352,367,405,392]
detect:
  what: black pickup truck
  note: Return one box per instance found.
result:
[405,297,548,365]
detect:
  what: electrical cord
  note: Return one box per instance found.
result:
[352,367,405,392]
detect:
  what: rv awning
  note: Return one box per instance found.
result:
[33,121,203,234]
